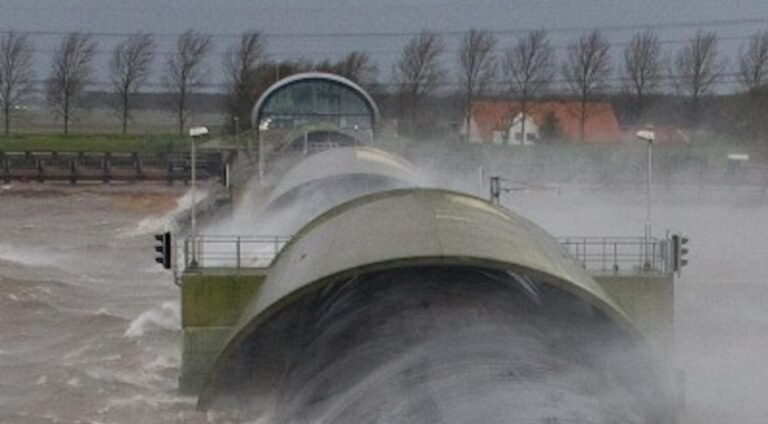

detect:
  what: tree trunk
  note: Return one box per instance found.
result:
[122,96,129,135]
[691,94,700,129]
[580,96,587,142]
[465,92,472,143]
[409,90,418,136]
[122,84,130,135]
[178,92,185,135]
[4,104,9,136]
[520,100,527,146]
[64,97,69,136]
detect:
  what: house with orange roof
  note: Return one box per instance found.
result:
[463,101,623,144]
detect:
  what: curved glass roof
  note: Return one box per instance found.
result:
[257,77,376,130]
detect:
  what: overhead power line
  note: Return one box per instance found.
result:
[25,71,751,91]
[17,33,767,60]
[2,16,767,40]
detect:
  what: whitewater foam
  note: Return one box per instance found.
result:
[0,243,64,268]
[119,187,208,238]
[124,301,180,338]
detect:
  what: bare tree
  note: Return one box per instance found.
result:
[165,30,212,135]
[250,59,312,101]
[505,29,555,144]
[561,29,612,141]
[458,30,497,142]
[224,31,266,131]
[47,32,96,135]
[738,31,768,141]
[315,51,378,86]
[395,31,445,133]
[110,33,154,135]
[739,30,768,91]
[623,30,663,121]
[674,30,726,127]
[0,31,34,136]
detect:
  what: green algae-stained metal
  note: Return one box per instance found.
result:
[180,273,267,393]
[198,188,641,406]
[267,146,425,204]
[594,273,675,356]
[182,273,266,327]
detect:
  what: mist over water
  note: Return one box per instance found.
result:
[197,148,677,422]
[217,267,671,424]
[187,144,768,423]
[1,145,767,422]
[203,148,424,236]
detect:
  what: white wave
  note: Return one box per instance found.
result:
[124,301,180,338]
[119,187,208,238]
[0,243,64,267]
[144,353,179,373]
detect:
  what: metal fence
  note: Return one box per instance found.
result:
[181,234,672,274]
[182,235,291,269]
[557,236,671,274]
[1,150,229,184]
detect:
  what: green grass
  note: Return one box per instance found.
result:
[0,134,189,153]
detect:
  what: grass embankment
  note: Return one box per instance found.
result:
[0,134,189,153]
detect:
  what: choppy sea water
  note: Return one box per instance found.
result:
[0,186,228,423]
[2,183,768,423]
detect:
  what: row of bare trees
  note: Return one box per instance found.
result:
[1,28,768,138]
[394,28,768,139]
[0,30,247,135]
[0,29,380,136]
[0,31,33,136]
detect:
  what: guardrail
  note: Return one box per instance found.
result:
[557,236,671,274]
[1,150,231,184]
[181,235,673,274]
[183,235,291,269]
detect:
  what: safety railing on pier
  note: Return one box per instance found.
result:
[557,236,671,274]
[182,235,672,274]
[182,235,291,269]
[1,150,231,184]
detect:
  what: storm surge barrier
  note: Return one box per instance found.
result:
[177,189,681,421]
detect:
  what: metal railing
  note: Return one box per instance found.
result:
[181,234,672,275]
[183,235,291,269]
[557,236,671,274]
[1,150,231,184]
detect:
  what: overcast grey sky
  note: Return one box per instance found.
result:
[2,0,768,90]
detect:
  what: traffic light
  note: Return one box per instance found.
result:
[490,176,501,205]
[154,232,172,269]
[671,234,689,272]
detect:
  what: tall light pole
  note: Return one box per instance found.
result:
[258,118,271,183]
[189,126,208,249]
[636,130,655,269]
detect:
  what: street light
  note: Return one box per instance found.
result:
[189,126,208,238]
[636,129,655,270]
[258,118,272,182]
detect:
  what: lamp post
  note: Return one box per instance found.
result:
[258,118,271,183]
[636,130,655,269]
[189,126,208,265]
